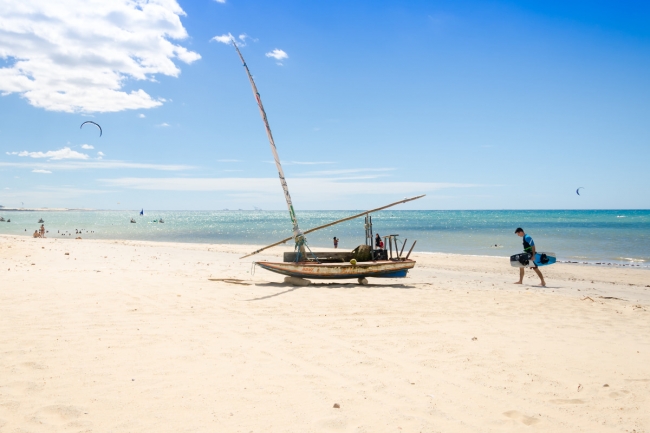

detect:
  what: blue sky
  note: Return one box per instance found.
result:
[0,0,648,210]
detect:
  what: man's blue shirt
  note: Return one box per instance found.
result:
[524,234,534,247]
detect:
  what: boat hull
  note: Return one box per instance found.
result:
[256,260,416,279]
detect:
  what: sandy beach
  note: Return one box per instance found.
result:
[1,234,648,432]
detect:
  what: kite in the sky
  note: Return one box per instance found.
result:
[80,121,102,137]
[576,187,584,196]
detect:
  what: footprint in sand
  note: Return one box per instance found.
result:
[21,361,47,370]
[314,415,348,431]
[0,400,21,412]
[609,390,630,399]
[6,381,44,395]
[503,410,539,425]
[32,405,84,426]
[549,399,585,404]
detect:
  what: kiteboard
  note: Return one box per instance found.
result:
[510,252,556,268]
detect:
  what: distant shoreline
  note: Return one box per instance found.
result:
[2,208,650,212]
[1,233,647,270]
[0,208,95,212]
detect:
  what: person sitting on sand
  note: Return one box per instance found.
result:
[33,230,40,238]
[514,227,545,287]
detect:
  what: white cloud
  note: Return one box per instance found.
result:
[97,151,105,156]
[0,186,113,204]
[211,33,249,46]
[264,160,335,166]
[99,177,480,200]
[138,113,146,118]
[214,0,226,3]
[238,34,256,44]
[211,33,234,45]
[8,147,90,160]
[0,0,200,113]
[296,168,396,177]
[265,49,288,61]
[0,160,193,171]
[217,159,241,162]
[81,144,94,149]
[157,122,170,127]
[32,169,52,174]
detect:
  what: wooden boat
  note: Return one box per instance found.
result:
[258,259,416,280]
[232,41,423,284]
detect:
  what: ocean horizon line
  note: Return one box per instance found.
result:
[2,208,649,212]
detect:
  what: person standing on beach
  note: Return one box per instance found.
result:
[333,237,339,248]
[40,224,45,238]
[375,233,381,249]
[514,227,546,286]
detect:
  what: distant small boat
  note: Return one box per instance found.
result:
[0,217,5,221]
[159,218,164,223]
[38,218,44,223]
[6,219,9,223]
[130,218,136,223]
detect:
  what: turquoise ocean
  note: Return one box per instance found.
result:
[0,210,648,266]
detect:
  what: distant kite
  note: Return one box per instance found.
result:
[576,187,584,196]
[80,121,102,137]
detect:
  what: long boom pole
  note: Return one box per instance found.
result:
[232,40,305,247]
[240,194,425,259]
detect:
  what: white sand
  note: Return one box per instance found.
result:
[1,235,648,432]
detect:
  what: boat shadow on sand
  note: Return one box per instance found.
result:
[208,278,417,301]
[243,281,417,301]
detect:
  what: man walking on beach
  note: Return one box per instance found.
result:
[514,227,546,286]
